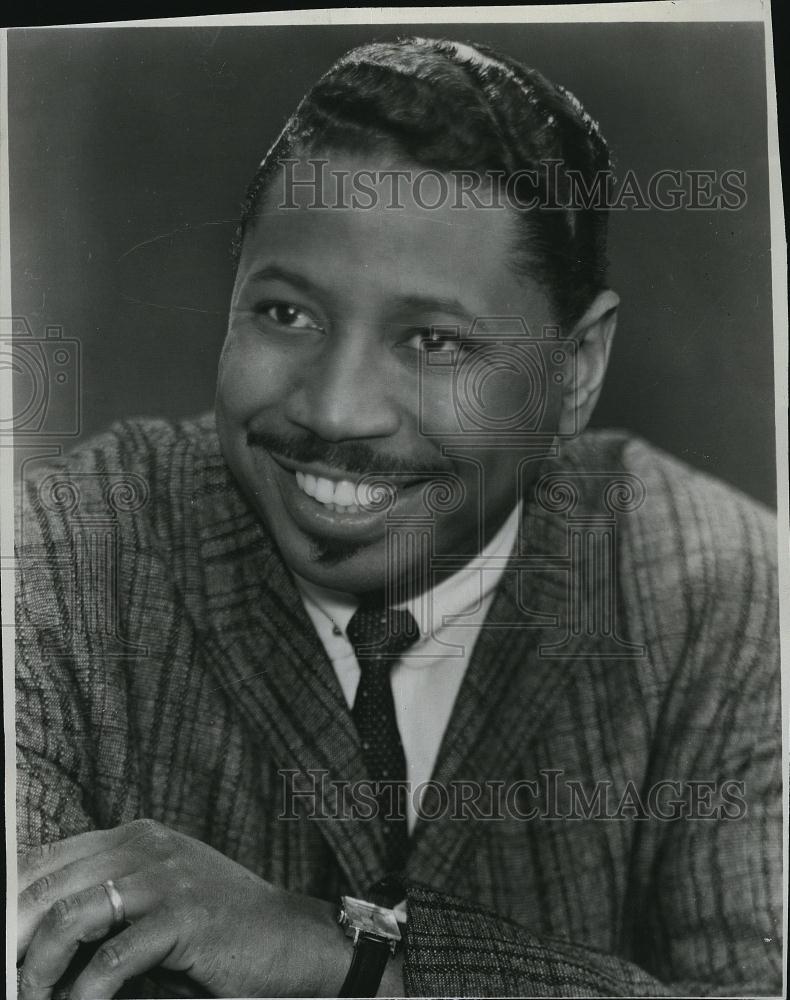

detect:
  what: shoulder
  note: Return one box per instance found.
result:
[16,411,222,549]
[18,410,218,491]
[565,428,777,576]
[619,431,776,586]
[566,430,779,676]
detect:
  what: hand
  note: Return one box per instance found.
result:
[17,819,352,999]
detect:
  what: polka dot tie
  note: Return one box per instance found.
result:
[346,601,420,877]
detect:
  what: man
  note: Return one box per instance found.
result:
[15,37,781,998]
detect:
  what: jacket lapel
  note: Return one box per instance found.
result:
[407,444,636,888]
[189,420,634,896]
[190,425,387,894]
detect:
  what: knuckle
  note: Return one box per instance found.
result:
[129,817,159,837]
[175,875,194,895]
[131,817,171,851]
[46,894,77,932]
[18,966,45,997]
[22,872,55,907]
[18,966,39,988]
[95,940,124,971]
[190,902,212,929]
[196,951,230,992]
[175,900,205,930]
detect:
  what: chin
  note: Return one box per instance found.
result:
[291,546,392,596]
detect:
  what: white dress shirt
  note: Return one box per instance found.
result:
[294,502,522,832]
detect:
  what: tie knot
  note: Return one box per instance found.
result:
[346,603,420,662]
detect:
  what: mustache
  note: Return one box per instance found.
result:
[246,428,448,478]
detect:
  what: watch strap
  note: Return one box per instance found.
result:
[338,932,391,998]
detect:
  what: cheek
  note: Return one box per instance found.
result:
[420,363,555,438]
[216,329,292,420]
[457,350,558,433]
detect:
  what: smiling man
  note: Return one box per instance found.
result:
[15,38,781,999]
[217,148,597,595]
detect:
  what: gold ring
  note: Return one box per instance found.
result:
[101,879,126,925]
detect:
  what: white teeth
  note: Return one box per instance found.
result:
[334,481,355,507]
[293,471,367,513]
[314,478,333,503]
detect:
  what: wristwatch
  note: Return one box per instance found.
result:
[337,896,402,997]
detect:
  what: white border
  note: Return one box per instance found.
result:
[6,1,767,29]
[0,23,18,1000]
[1,6,785,999]
[763,4,789,997]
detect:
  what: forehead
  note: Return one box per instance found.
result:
[238,151,553,323]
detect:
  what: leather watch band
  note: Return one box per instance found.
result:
[338,932,391,998]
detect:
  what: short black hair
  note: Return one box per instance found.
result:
[234,37,612,329]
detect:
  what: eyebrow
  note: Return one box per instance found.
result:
[393,293,477,324]
[248,264,320,297]
[248,263,478,323]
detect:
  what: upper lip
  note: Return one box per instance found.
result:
[267,451,432,489]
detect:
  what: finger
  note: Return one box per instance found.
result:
[17,839,149,958]
[18,821,152,894]
[18,875,159,1000]
[69,914,178,1000]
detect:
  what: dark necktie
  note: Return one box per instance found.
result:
[346,602,420,878]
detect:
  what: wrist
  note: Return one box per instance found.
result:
[376,949,404,998]
[305,897,356,997]
[336,896,404,998]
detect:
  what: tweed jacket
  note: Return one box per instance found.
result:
[16,413,782,997]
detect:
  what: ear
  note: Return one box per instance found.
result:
[557,289,619,437]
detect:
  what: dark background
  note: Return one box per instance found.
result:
[7,20,777,506]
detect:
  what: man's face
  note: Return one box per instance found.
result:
[216,152,567,595]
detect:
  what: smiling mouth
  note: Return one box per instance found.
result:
[294,470,369,513]
[293,468,434,512]
[262,447,437,518]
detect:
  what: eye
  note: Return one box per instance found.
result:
[257,301,324,332]
[402,327,459,352]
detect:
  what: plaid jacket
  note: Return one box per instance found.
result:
[16,413,783,997]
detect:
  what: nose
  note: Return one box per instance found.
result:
[284,329,402,442]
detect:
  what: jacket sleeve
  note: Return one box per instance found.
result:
[404,884,676,997]
[15,461,180,1000]
[402,646,782,997]
[15,474,98,851]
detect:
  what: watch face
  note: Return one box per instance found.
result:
[341,896,402,942]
